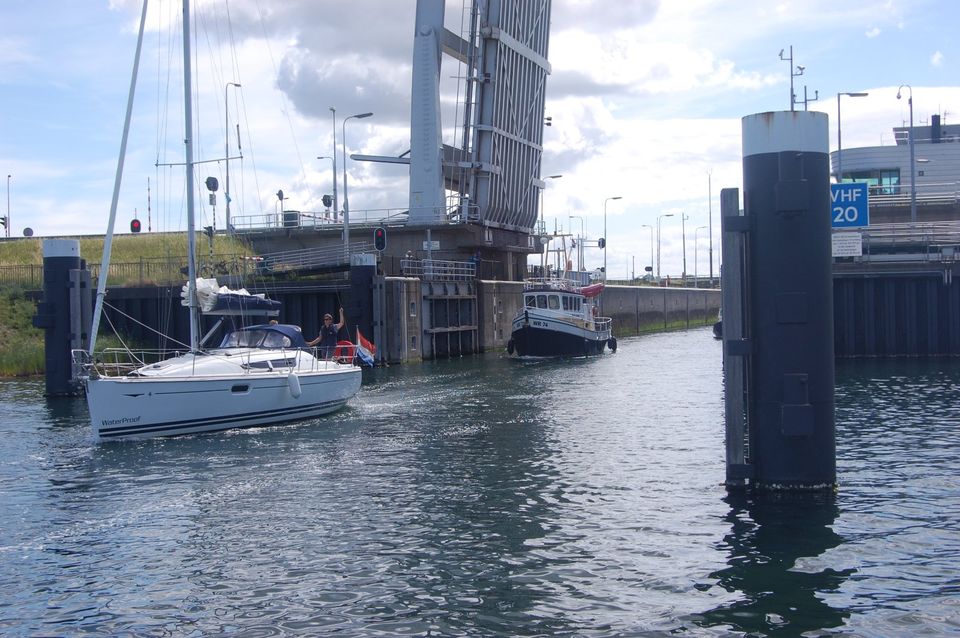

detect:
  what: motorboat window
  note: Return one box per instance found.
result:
[548,295,560,310]
[262,332,292,348]
[537,294,548,309]
[220,329,266,348]
[525,295,537,308]
[562,296,570,310]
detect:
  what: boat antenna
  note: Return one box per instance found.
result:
[89,0,149,356]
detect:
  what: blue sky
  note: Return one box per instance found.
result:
[2,0,959,278]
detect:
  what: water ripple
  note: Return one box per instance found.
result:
[0,332,958,635]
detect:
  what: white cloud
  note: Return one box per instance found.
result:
[865,27,881,38]
[931,51,944,67]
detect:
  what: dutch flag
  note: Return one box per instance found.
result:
[355,328,376,367]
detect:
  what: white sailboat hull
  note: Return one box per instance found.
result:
[85,351,361,440]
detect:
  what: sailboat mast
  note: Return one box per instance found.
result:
[182,0,199,351]
[89,0,150,356]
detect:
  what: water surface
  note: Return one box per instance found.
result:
[1,329,957,635]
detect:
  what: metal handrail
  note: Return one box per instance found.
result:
[230,202,481,232]
[400,258,476,280]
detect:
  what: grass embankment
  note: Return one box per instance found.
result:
[0,233,255,377]
[0,288,44,376]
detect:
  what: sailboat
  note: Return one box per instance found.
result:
[76,0,361,441]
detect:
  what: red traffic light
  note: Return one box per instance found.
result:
[374,227,386,251]
[130,218,142,233]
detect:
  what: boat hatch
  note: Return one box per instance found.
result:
[231,384,250,393]
[244,358,297,370]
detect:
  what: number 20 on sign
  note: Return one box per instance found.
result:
[830,182,869,228]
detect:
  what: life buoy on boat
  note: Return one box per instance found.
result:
[507,339,515,355]
[333,340,355,364]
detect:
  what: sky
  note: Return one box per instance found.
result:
[2,0,959,279]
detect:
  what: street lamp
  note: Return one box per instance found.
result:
[316,155,336,218]
[641,224,653,280]
[694,226,707,288]
[342,111,373,253]
[603,196,622,283]
[540,175,563,232]
[656,213,674,280]
[680,213,689,285]
[5,174,9,238]
[836,91,868,183]
[224,82,241,233]
[707,170,713,286]
[569,215,585,272]
[329,107,338,219]
[896,85,916,223]
[540,175,562,275]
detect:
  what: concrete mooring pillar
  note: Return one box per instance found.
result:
[32,239,91,396]
[728,111,836,490]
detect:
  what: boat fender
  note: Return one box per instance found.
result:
[507,339,515,355]
[607,337,618,352]
[287,372,302,398]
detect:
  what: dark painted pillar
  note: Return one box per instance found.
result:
[349,254,376,346]
[32,239,91,396]
[742,111,836,490]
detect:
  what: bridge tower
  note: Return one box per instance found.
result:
[406,0,553,232]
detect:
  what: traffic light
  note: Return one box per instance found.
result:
[598,237,606,249]
[374,227,386,251]
[322,194,332,208]
[130,218,142,233]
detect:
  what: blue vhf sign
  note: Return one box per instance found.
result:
[831,182,869,228]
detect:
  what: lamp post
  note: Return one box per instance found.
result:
[656,213,674,279]
[540,175,562,275]
[329,107,338,219]
[316,155,335,218]
[569,215,584,272]
[707,170,713,286]
[680,213,689,285]
[836,91,868,183]
[896,85,916,223]
[5,174,9,238]
[641,223,653,280]
[603,196,622,283]
[224,82,241,233]
[694,226,707,288]
[342,112,373,254]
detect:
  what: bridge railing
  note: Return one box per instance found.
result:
[230,202,481,232]
[257,242,376,274]
[852,221,960,247]
[400,259,476,281]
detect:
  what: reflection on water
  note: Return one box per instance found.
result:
[1,332,959,635]
[694,492,851,635]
